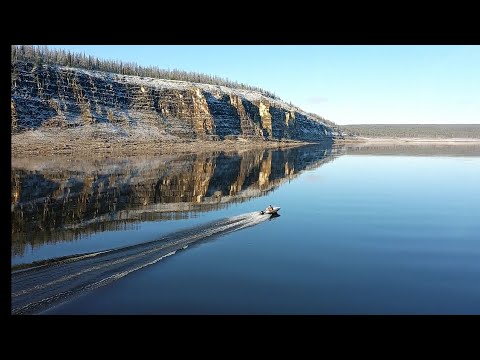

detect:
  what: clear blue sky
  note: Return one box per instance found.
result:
[46,45,480,125]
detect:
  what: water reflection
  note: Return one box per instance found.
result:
[11,145,339,256]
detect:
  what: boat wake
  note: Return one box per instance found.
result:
[12,211,270,315]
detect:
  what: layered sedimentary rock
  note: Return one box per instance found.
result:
[11,61,337,142]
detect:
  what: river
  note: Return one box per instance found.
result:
[11,143,480,314]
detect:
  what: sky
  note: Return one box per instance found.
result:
[46,45,480,125]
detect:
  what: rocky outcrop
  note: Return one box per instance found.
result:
[11,61,338,142]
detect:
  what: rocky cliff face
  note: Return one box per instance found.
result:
[11,61,337,142]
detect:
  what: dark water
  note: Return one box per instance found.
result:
[11,144,480,314]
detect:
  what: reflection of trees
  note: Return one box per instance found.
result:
[11,145,339,255]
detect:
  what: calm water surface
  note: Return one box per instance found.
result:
[11,144,480,314]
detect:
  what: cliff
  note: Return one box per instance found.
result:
[11,60,338,144]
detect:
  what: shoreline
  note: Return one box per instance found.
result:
[12,131,480,158]
[11,130,315,158]
[336,136,480,146]
[11,140,310,157]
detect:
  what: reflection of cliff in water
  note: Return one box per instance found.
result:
[12,145,339,255]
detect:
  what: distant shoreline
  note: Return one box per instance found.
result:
[337,136,480,145]
[340,124,480,140]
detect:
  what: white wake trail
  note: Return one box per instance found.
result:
[12,211,272,315]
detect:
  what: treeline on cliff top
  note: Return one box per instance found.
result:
[11,45,280,100]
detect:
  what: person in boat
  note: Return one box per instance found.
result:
[260,205,274,215]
